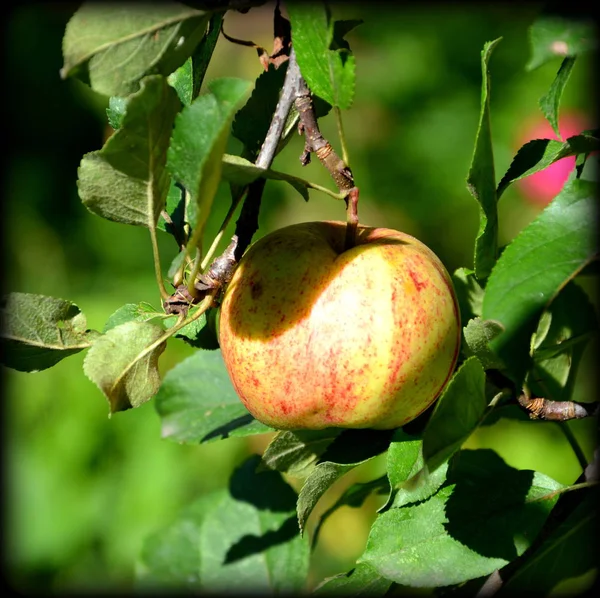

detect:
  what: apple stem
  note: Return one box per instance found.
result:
[345,187,360,250]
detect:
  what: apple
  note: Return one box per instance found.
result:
[516,112,593,206]
[218,221,461,430]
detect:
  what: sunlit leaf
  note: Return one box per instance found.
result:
[106,95,127,129]
[286,1,360,109]
[360,450,562,587]
[139,455,309,593]
[61,2,212,97]
[1,292,95,372]
[313,562,393,596]
[155,349,273,443]
[221,153,310,200]
[482,179,598,384]
[384,430,448,510]
[466,38,502,281]
[78,75,181,228]
[167,78,252,251]
[526,15,597,71]
[83,321,166,413]
[103,302,162,332]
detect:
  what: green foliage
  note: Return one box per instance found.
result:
[4,2,598,595]
[139,455,310,592]
[286,1,360,109]
[0,293,96,371]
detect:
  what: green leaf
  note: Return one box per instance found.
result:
[233,63,289,159]
[286,1,360,109]
[103,302,162,332]
[78,75,181,228]
[164,308,220,350]
[482,179,598,384]
[157,178,186,238]
[526,16,597,71]
[452,267,484,323]
[168,13,222,106]
[499,489,599,595]
[83,321,166,413]
[528,281,598,402]
[221,153,310,200]
[1,292,95,372]
[260,429,342,478]
[539,56,576,138]
[139,455,309,593]
[360,449,562,587]
[422,357,487,473]
[497,133,599,200]
[155,349,273,443]
[466,38,502,281]
[296,429,394,534]
[462,317,505,370]
[384,431,448,510]
[313,562,393,596]
[167,78,252,251]
[106,96,127,129]
[61,2,212,97]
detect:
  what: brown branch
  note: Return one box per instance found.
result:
[517,393,599,421]
[290,49,355,194]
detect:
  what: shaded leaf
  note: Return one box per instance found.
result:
[452,267,484,323]
[422,357,487,473]
[482,179,598,384]
[286,1,359,109]
[497,133,599,199]
[167,78,252,251]
[360,449,562,587]
[78,75,181,228]
[296,429,394,534]
[528,281,598,402]
[466,38,502,281]
[1,292,95,372]
[539,56,576,138]
[313,562,393,596]
[155,349,273,443]
[61,2,211,97]
[83,321,166,413]
[499,489,599,595]
[103,302,162,332]
[527,15,597,71]
[260,429,342,478]
[157,178,186,238]
[139,455,309,593]
[233,63,289,159]
[462,317,505,370]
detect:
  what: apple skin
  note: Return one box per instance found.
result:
[218,221,461,430]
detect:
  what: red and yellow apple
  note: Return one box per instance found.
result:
[218,221,460,430]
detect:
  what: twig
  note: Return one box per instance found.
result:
[517,393,599,421]
[290,49,355,194]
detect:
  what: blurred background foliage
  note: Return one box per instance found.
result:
[2,2,597,593]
